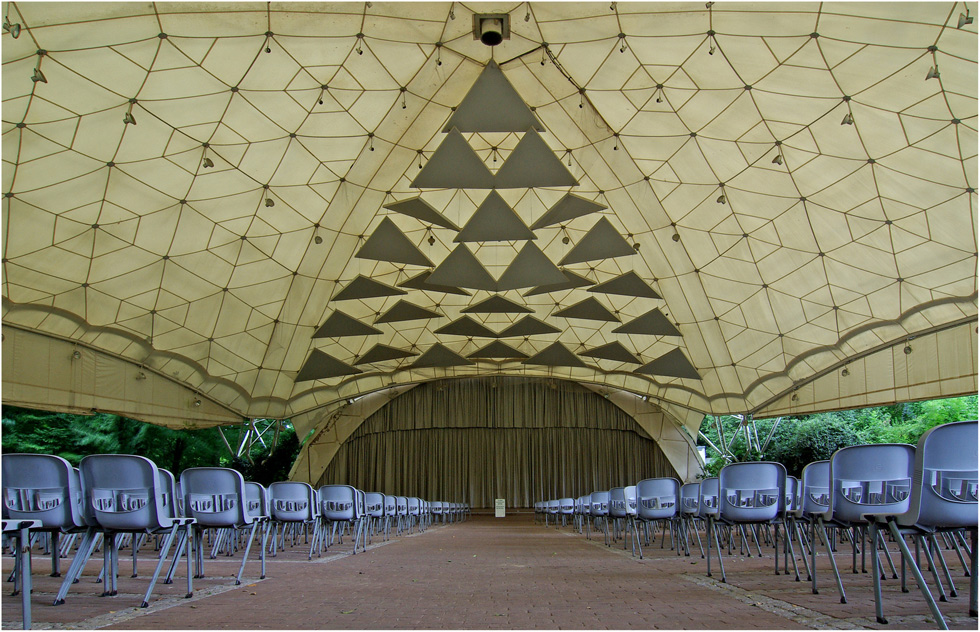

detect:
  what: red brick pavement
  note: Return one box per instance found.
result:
[2,513,975,629]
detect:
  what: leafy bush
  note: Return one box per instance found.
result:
[697,395,977,477]
[765,414,864,477]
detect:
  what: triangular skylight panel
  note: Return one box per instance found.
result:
[612,308,681,336]
[468,341,528,360]
[411,128,495,189]
[442,61,544,134]
[355,344,418,365]
[332,275,407,301]
[355,217,433,267]
[383,197,459,230]
[524,270,595,297]
[462,295,533,314]
[313,310,383,339]
[588,271,661,300]
[498,316,562,337]
[523,342,588,368]
[558,217,636,266]
[295,349,361,382]
[398,271,471,296]
[434,316,498,338]
[427,244,497,291]
[579,341,641,364]
[496,242,567,291]
[635,348,701,380]
[374,300,442,324]
[495,129,579,189]
[455,191,536,242]
[531,193,607,230]
[554,297,620,322]
[410,343,473,369]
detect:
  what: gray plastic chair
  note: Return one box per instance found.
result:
[545,499,559,527]
[587,491,610,542]
[868,420,978,629]
[407,497,421,533]
[180,467,266,584]
[2,453,88,582]
[608,487,628,546]
[61,454,194,607]
[698,477,722,578]
[364,492,386,541]
[715,461,787,582]
[245,482,271,574]
[636,477,680,559]
[395,495,409,534]
[383,494,397,537]
[269,481,318,558]
[781,475,806,581]
[679,482,703,557]
[559,497,574,528]
[317,484,365,553]
[812,444,914,604]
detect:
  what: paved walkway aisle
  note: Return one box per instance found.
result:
[2,513,976,629]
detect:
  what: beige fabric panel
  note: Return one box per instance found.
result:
[586,385,705,483]
[307,377,685,507]
[755,321,978,418]
[2,326,241,428]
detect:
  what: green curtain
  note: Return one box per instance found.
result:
[317,377,677,508]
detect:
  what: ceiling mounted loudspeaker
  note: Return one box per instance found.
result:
[474,14,509,46]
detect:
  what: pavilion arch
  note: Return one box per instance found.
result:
[289,376,702,507]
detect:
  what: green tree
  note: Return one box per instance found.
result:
[695,395,977,477]
[765,414,864,477]
[2,406,230,473]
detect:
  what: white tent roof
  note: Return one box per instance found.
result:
[3,2,977,434]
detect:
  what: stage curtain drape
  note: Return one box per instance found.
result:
[316,377,678,508]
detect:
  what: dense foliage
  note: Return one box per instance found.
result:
[697,395,978,477]
[1,406,300,483]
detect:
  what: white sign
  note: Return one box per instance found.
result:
[494,498,506,518]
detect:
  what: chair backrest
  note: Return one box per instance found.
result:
[559,497,574,515]
[636,477,680,520]
[80,454,171,531]
[269,481,316,522]
[431,500,443,515]
[2,453,86,531]
[317,485,358,522]
[624,485,638,516]
[589,491,609,517]
[679,482,700,516]
[784,476,800,514]
[546,499,559,514]
[799,460,830,518]
[608,487,627,518]
[828,443,915,524]
[396,496,408,516]
[158,468,179,519]
[407,497,421,516]
[901,420,978,529]
[364,492,385,518]
[698,477,720,518]
[718,461,786,523]
[181,467,252,528]
[245,482,270,520]
[384,494,397,516]
[354,488,366,518]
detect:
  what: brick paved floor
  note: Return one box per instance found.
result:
[2,513,975,629]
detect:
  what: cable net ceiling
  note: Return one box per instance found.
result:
[2,2,977,430]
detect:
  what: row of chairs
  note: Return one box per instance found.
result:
[536,420,977,630]
[2,452,469,628]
